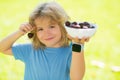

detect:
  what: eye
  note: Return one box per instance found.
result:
[50,26,55,28]
[37,28,43,31]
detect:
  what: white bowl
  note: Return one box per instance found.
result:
[65,23,97,39]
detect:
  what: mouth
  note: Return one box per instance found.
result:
[45,37,54,41]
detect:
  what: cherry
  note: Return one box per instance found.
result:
[70,24,80,29]
[28,33,34,38]
[72,22,77,25]
[79,23,84,28]
[83,22,89,25]
[83,22,90,28]
[65,21,71,26]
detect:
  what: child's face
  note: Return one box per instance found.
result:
[35,17,62,48]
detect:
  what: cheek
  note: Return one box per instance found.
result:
[37,32,43,40]
[56,29,62,38]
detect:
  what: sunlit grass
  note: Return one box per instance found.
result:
[0,0,120,80]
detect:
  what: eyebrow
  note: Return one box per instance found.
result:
[36,26,44,30]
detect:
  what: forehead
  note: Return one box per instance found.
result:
[34,17,56,27]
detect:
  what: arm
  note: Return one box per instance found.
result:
[70,50,85,80]
[0,30,24,55]
[68,35,89,80]
[0,23,34,55]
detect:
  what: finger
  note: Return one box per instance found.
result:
[85,37,90,42]
[24,23,36,32]
[23,27,29,33]
[67,34,73,40]
[74,37,80,43]
[19,24,26,33]
[27,23,34,29]
[22,25,30,33]
[24,23,33,31]
[79,37,86,44]
[26,24,31,30]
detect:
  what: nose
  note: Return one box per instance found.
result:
[43,28,51,35]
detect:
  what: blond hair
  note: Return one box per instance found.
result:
[29,1,70,49]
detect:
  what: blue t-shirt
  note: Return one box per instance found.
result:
[12,44,72,80]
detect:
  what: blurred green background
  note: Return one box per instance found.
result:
[0,0,120,80]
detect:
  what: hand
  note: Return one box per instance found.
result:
[67,34,90,44]
[19,22,35,35]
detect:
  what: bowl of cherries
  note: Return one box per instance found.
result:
[65,21,97,38]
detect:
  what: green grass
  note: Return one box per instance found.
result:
[0,0,120,80]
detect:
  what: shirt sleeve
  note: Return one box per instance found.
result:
[12,43,33,62]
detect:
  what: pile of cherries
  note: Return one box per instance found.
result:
[65,21,95,29]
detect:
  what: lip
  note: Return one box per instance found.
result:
[45,37,54,41]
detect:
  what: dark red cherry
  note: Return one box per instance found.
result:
[28,33,34,38]
[83,22,89,25]
[79,23,84,28]
[72,22,77,25]
[83,22,90,28]
[65,21,71,26]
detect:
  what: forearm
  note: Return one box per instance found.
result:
[68,33,89,80]
[70,51,85,80]
[0,30,24,52]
